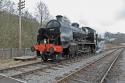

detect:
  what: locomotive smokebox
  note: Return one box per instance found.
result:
[72,23,79,28]
[56,15,63,21]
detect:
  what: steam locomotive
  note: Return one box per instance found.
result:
[31,15,98,61]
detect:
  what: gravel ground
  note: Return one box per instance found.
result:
[13,50,115,83]
[105,48,125,83]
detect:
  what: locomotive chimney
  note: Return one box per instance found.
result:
[56,15,63,22]
[72,23,79,28]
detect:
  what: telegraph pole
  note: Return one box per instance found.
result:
[18,0,25,56]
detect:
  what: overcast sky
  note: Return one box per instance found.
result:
[11,0,125,34]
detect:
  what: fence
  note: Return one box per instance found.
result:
[0,48,36,59]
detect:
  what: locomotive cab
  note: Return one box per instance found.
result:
[82,27,97,53]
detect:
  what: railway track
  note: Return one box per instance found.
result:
[0,49,118,83]
[0,52,93,77]
[11,54,95,79]
[56,48,124,83]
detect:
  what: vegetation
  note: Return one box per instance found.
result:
[0,11,39,48]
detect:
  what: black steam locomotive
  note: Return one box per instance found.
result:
[32,15,98,61]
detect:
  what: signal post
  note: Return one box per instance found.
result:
[18,0,25,56]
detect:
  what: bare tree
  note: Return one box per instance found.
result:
[0,0,5,10]
[8,1,15,14]
[0,0,10,10]
[23,10,33,19]
[4,0,15,14]
[36,1,50,28]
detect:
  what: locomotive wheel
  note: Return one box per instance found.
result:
[51,53,57,61]
[36,51,41,57]
[67,54,71,59]
[65,54,68,59]
[63,54,67,59]
[41,53,48,62]
[72,53,75,59]
[49,48,54,55]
